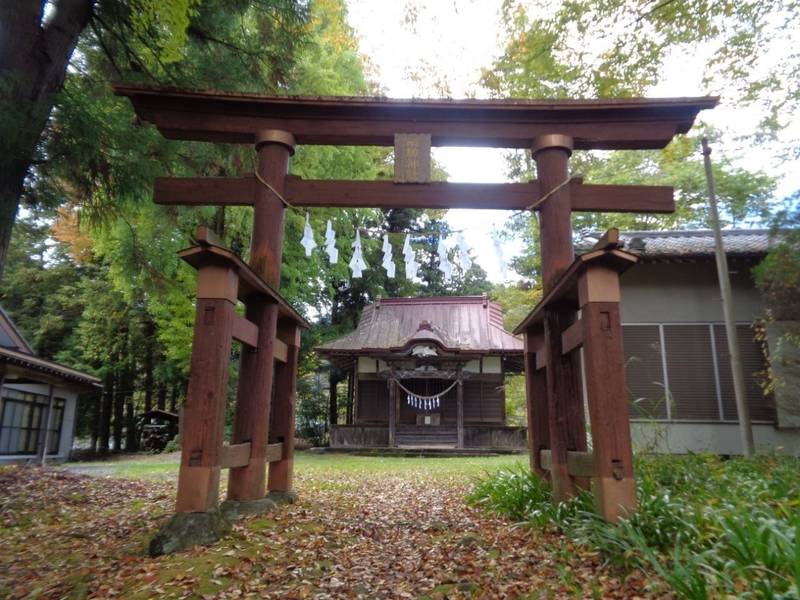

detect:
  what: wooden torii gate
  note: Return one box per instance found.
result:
[115,85,716,549]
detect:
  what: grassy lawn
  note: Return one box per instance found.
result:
[67,450,528,481]
[0,450,649,599]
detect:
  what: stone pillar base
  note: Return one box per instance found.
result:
[266,490,298,505]
[149,511,231,556]
[220,497,278,521]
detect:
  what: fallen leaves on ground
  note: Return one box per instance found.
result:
[0,465,653,599]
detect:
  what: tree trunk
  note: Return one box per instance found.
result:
[112,372,124,452]
[143,319,155,416]
[0,0,95,279]
[125,396,137,451]
[169,384,178,412]
[157,382,167,411]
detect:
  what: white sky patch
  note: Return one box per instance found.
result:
[347,0,800,282]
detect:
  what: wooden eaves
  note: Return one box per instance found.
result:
[0,346,102,388]
[178,235,310,330]
[114,84,718,150]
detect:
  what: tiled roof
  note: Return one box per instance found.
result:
[0,304,100,387]
[578,229,772,260]
[316,296,523,355]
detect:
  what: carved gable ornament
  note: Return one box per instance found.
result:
[411,344,438,357]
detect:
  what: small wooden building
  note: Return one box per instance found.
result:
[316,296,525,449]
[0,307,101,463]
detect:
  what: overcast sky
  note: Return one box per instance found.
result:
[345,0,799,283]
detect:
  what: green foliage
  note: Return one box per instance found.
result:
[469,454,800,598]
[128,0,200,65]
[2,0,495,450]
[755,199,800,321]
[486,0,800,147]
[0,215,85,359]
[753,199,800,411]
[467,463,592,527]
[486,2,785,283]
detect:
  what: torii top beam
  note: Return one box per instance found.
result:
[114,85,718,150]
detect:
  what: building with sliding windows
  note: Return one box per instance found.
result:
[600,229,799,455]
[0,307,101,463]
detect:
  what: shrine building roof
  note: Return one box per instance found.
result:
[316,296,523,357]
[577,229,773,262]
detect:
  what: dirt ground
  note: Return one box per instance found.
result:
[0,454,652,599]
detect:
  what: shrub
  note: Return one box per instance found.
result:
[468,454,800,599]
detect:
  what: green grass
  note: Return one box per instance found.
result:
[67,450,527,481]
[468,454,800,599]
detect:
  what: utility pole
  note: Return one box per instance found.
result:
[701,137,755,457]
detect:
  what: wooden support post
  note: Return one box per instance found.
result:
[39,384,56,465]
[533,134,588,501]
[533,135,575,292]
[227,129,294,503]
[544,307,588,501]
[388,377,396,447]
[346,370,354,424]
[456,376,464,448]
[249,129,294,286]
[268,319,301,493]
[524,331,549,477]
[579,264,636,522]
[353,361,359,425]
[329,370,339,426]
[176,294,236,513]
[227,297,278,502]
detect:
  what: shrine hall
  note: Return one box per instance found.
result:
[316,295,526,450]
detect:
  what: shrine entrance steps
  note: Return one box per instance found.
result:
[313,447,509,457]
[396,425,457,448]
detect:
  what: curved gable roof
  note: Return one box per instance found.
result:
[317,296,523,356]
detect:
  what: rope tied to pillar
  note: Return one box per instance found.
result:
[254,170,301,212]
[524,174,577,212]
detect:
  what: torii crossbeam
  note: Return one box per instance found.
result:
[115,84,715,549]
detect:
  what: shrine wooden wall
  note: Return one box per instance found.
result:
[355,375,505,425]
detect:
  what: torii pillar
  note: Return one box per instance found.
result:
[226,129,300,511]
[533,135,588,500]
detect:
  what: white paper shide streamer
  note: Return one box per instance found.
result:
[405,394,440,410]
[300,213,317,257]
[402,233,419,280]
[456,232,472,271]
[437,237,452,282]
[381,234,396,278]
[324,219,338,264]
[349,230,367,278]
[493,235,508,280]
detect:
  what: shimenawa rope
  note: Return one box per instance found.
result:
[395,379,460,400]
